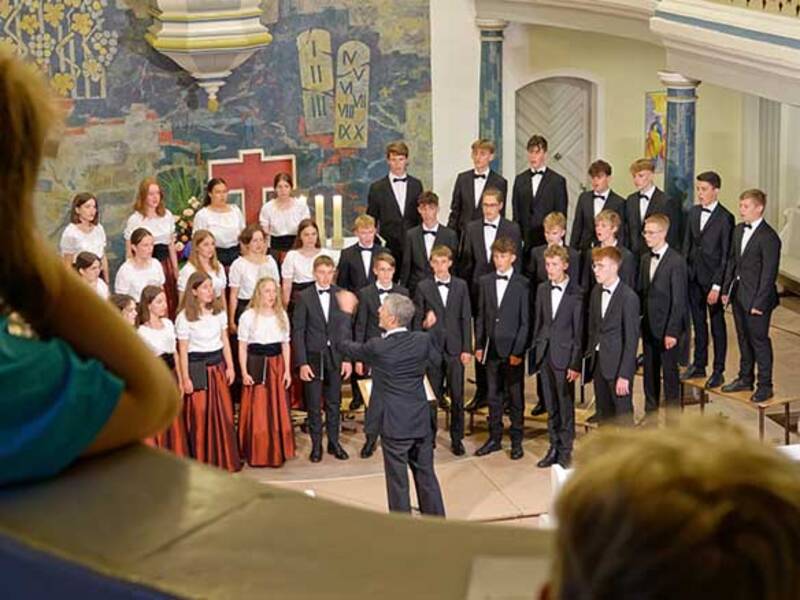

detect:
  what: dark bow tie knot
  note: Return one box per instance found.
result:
[593,194,605,200]
[392,177,408,183]
[639,194,649,201]
[496,274,509,281]
[701,208,712,214]
[531,170,545,177]
[423,230,437,236]
[473,173,487,179]
[483,222,497,229]
[378,288,391,295]
[436,281,450,288]
[318,289,330,295]
[744,223,752,229]
[550,284,563,292]
[602,288,612,294]
[358,246,373,252]
[650,251,661,259]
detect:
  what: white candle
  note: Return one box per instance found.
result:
[332,194,343,247]
[314,194,326,242]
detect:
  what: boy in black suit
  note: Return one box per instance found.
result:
[570,159,626,252]
[531,245,583,468]
[354,252,409,456]
[293,255,353,462]
[414,245,472,456]
[511,134,568,252]
[624,158,682,255]
[681,171,735,389]
[459,187,522,411]
[336,214,383,293]
[400,191,458,295]
[639,213,689,415]
[448,138,508,234]
[366,141,423,278]
[474,237,530,459]
[580,209,637,291]
[721,189,782,403]
[586,246,640,425]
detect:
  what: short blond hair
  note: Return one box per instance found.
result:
[630,157,655,174]
[595,209,621,231]
[543,244,569,265]
[644,212,670,231]
[353,214,376,230]
[471,138,496,154]
[543,211,566,232]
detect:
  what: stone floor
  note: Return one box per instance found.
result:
[238,302,800,528]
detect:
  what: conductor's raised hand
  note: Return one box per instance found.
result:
[336,289,359,315]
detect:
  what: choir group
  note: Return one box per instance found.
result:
[60,136,782,473]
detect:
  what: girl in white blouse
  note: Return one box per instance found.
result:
[60,192,109,281]
[281,218,339,308]
[192,178,245,268]
[259,172,310,262]
[124,178,179,318]
[114,228,166,301]
[237,277,295,467]
[176,271,240,472]
[227,224,280,332]
[137,285,188,456]
[73,252,109,300]
[177,229,228,304]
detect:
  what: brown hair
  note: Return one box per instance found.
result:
[202,177,227,207]
[588,159,612,177]
[353,214,376,230]
[246,277,289,332]
[69,192,99,225]
[292,218,321,249]
[133,177,165,217]
[740,188,767,208]
[481,187,504,204]
[180,271,223,321]
[109,293,136,314]
[526,134,548,152]
[313,254,335,270]
[595,209,622,231]
[0,50,58,330]
[543,211,567,232]
[591,245,622,265]
[491,237,518,255]
[386,141,409,158]
[273,171,293,189]
[471,138,496,154]
[429,245,453,261]
[417,190,439,207]
[629,158,656,174]
[552,419,800,600]
[373,252,395,268]
[130,227,154,256]
[543,244,570,265]
[644,213,670,231]
[188,229,221,274]
[238,223,267,246]
[73,251,100,274]
[137,285,166,326]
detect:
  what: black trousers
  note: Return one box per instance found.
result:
[304,348,343,445]
[732,301,774,389]
[688,280,727,374]
[540,361,575,453]
[427,354,465,442]
[643,328,681,412]
[381,434,445,516]
[486,353,525,444]
[593,373,634,426]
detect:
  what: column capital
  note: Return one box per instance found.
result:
[658,71,701,90]
[476,18,509,32]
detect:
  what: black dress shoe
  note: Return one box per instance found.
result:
[556,452,572,468]
[680,365,706,381]
[510,445,524,460]
[721,378,754,393]
[475,440,502,456]
[451,440,465,456]
[327,443,349,460]
[530,402,547,416]
[751,387,774,403]
[536,447,558,468]
[310,444,322,463]
[465,395,487,412]
[349,397,364,411]
[360,436,377,459]
[704,372,724,389]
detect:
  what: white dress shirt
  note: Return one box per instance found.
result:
[550,276,568,319]
[473,170,489,207]
[496,269,513,306]
[316,284,331,322]
[601,277,620,319]
[435,277,450,307]
[359,245,375,277]
[383,326,408,339]
[649,243,669,281]
[483,216,500,261]
[124,211,176,244]
[422,224,439,259]
[531,167,547,197]
[593,190,609,217]
[639,185,656,221]
[741,217,763,255]
[376,282,393,305]
[699,200,718,231]
[390,173,408,215]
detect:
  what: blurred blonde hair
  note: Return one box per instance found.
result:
[246,277,288,332]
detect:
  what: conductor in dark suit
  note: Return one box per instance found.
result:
[569,159,626,252]
[681,171,735,389]
[366,141,423,278]
[447,138,508,234]
[338,292,446,517]
[624,158,682,255]
[400,191,458,296]
[511,134,568,251]
[336,214,383,293]
[721,189,782,403]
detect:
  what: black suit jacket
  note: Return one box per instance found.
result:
[339,330,440,439]
[586,281,640,381]
[580,243,636,292]
[447,169,508,232]
[624,187,682,255]
[459,218,522,293]
[366,175,423,268]
[292,284,350,369]
[532,278,583,372]
[569,189,627,251]
[682,203,735,292]
[638,247,688,339]
[400,224,458,294]
[412,277,472,357]
[511,167,568,250]
[336,242,384,293]
[354,283,409,343]
[526,243,581,290]
[722,221,782,312]
[475,272,530,358]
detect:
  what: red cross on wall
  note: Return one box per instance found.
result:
[207,149,297,224]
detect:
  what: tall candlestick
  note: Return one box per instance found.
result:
[314,194,326,243]
[332,194,343,248]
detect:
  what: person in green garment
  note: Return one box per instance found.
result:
[0,49,180,486]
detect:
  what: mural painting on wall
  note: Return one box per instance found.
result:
[0,1,432,270]
[644,91,667,174]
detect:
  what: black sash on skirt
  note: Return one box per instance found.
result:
[216,246,240,268]
[153,243,170,262]
[235,297,250,324]
[188,349,224,390]
[270,235,295,252]
[159,353,176,370]
[246,342,282,385]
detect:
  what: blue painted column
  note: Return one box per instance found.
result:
[659,72,701,221]
[477,19,508,174]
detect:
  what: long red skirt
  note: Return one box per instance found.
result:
[239,356,296,467]
[159,256,179,320]
[185,364,242,472]
[144,401,191,457]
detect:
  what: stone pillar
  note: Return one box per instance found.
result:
[477,19,508,174]
[658,72,701,219]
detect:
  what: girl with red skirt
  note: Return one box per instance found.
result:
[137,285,189,456]
[176,272,241,472]
[237,277,295,467]
[124,178,179,319]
